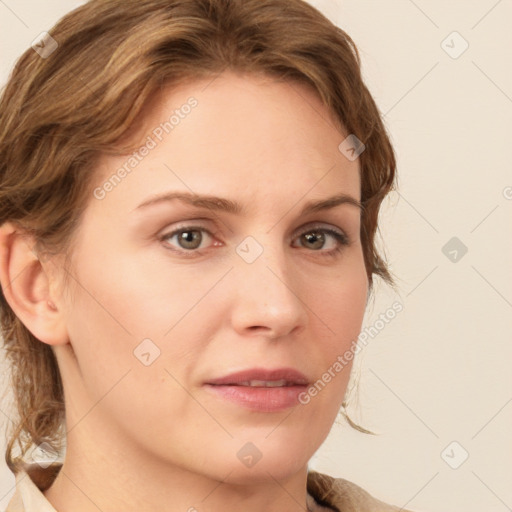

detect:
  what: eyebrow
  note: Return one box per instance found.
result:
[134,191,363,216]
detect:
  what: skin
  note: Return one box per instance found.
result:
[0,71,368,512]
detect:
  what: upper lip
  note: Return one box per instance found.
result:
[205,367,310,386]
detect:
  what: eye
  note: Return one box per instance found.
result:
[160,225,218,253]
[292,225,349,257]
[159,223,350,258]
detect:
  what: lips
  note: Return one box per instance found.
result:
[204,368,310,412]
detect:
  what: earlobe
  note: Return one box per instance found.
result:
[0,222,69,346]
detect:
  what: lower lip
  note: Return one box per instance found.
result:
[204,384,308,412]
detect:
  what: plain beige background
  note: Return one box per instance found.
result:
[1,1,511,511]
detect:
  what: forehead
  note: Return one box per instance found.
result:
[90,71,361,216]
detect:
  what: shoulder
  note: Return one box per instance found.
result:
[307,470,414,512]
[4,464,61,512]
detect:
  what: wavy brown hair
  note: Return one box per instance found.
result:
[0,0,396,476]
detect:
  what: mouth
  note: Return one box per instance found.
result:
[204,368,310,412]
[224,379,302,387]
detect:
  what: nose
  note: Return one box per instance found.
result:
[229,241,309,340]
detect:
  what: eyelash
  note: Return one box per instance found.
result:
[159,223,350,259]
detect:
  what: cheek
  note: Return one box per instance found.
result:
[58,255,156,394]
[305,252,368,404]
[60,247,219,395]
[319,252,369,340]
[60,263,198,436]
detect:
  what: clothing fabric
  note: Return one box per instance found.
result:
[4,463,412,511]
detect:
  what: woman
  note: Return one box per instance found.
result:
[0,0,410,510]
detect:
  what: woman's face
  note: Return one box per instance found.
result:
[52,71,368,482]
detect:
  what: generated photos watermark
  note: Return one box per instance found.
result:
[298,301,403,405]
[93,97,198,200]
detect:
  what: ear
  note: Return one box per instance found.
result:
[0,222,69,346]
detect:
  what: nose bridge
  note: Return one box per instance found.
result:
[230,233,308,337]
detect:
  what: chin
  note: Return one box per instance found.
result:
[218,429,315,484]
[220,455,310,486]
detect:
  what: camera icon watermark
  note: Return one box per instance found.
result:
[26,442,60,469]
[31,32,58,59]
[441,31,469,59]
[441,441,469,469]
[133,338,161,366]
[442,237,468,263]
[338,134,366,161]
[503,186,512,200]
[236,236,264,264]
[237,442,263,468]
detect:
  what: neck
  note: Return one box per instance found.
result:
[42,425,318,512]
